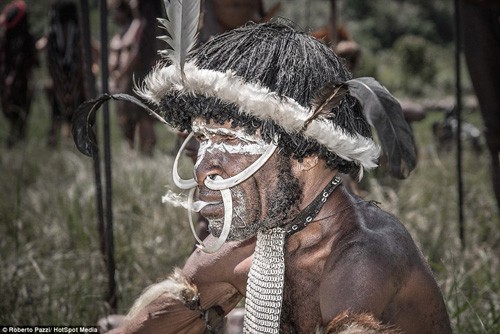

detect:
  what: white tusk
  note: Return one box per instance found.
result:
[188,177,233,253]
[188,188,205,245]
[204,139,278,191]
[172,132,197,190]
[175,132,278,191]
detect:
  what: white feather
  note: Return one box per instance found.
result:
[159,0,200,73]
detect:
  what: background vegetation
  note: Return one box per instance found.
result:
[1,0,498,332]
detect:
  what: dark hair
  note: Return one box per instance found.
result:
[49,0,79,25]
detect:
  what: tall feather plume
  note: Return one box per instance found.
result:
[302,83,348,132]
[346,77,416,179]
[158,0,201,76]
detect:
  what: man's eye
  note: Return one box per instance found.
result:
[195,134,207,142]
[225,136,239,143]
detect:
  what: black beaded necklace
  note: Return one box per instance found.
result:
[284,175,342,237]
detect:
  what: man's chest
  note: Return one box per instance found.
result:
[279,257,326,333]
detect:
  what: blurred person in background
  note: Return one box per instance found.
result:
[0,0,37,148]
[45,0,87,147]
[109,0,161,155]
[461,0,500,212]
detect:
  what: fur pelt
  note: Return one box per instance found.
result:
[127,268,198,319]
[316,311,402,334]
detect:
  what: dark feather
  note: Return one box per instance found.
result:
[71,93,166,157]
[303,83,348,131]
[347,77,416,179]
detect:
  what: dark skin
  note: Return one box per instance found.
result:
[114,120,452,333]
[280,186,451,333]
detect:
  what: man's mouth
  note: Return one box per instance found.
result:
[194,197,224,218]
[195,185,225,215]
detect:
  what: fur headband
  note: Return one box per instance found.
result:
[138,61,380,171]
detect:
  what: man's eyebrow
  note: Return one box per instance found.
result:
[193,126,239,137]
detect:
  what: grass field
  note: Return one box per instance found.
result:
[0,81,499,332]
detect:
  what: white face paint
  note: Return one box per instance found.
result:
[192,119,270,171]
[228,186,248,228]
[190,118,277,241]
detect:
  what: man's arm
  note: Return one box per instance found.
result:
[183,235,255,296]
[109,235,255,334]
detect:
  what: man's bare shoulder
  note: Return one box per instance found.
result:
[317,198,452,333]
[325,198,422,269]
[318,199,421,299]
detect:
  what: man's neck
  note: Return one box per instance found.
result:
[295,160,338,212]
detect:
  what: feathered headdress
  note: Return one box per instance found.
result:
[137,13,416,179]
[73,1,416,180]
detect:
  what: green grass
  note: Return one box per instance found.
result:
[0,88,193,322]
[1,83,499,332]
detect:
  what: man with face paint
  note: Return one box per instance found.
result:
[189,118,302,242]
[103,21,452,334]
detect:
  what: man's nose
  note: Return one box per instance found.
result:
[193,152,225,187]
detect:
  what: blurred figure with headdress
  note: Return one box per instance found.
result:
[44,0,86,147]
[0,0,37,148]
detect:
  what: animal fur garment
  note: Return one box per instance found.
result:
[120,268,213,334]
[127,268,198,319]
[316,311,402,334]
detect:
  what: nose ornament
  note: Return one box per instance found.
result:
[173,132,278,191]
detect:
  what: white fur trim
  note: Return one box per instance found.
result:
[137,62,380,171]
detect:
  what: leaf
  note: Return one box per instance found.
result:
[347,77,416,179]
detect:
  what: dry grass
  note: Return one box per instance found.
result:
[0,90,498,332]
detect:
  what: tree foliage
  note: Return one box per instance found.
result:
[342,0,453,49]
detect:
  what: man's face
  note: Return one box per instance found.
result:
[191,118,302,241]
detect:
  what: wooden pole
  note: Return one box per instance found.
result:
[454,0,465,249]
[79,0,112,306]
[99,0,117,311]
[329,0,338,45]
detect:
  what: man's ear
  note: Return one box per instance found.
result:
[297,155,319,171]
